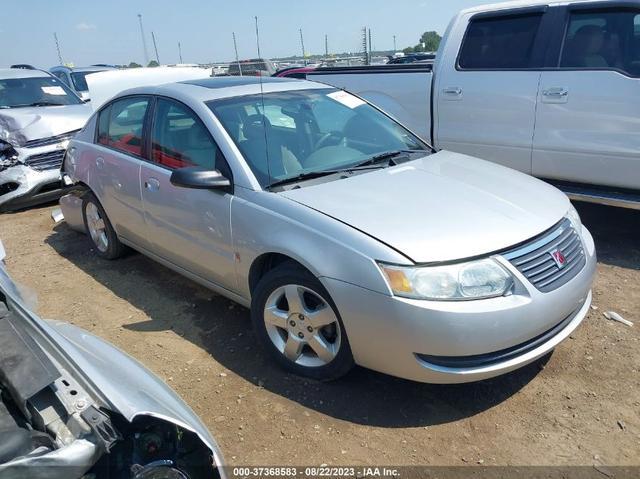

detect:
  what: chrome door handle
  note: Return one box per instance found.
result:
[443,87,462,96]
[96,157,104,169]
[144,178,160,191]
[542,88,568,98]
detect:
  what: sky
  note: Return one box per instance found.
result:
[1,0,505,68]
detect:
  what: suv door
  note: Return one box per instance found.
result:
[140,97,237,292]
[532,5,640,190]
[434,7,550,173]
[93,96,151,249]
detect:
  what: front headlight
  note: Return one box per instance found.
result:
[566,204,582,233]
[379,258,514,301]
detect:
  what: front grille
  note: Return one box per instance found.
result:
[24,150,65,171]
[23,130,79,149]
[503,218,585,293]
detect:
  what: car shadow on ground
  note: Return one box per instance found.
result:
[45,222,552,428]
[575,202,640,270]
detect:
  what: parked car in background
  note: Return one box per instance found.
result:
[387,52,436,64]
[0,239,224,478]
[227,58,276,76]
[49,65,116,101]
[59,76,595,384]
[0,68,91,212]
[311,0,640,209]
[273,66,317,79]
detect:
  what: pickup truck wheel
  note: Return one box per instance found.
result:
[251,264,354,381]
[82,193,125,260]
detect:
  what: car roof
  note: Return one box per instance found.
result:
[0,68,52,80]
[118,76,331,103]
[460,0,605,15]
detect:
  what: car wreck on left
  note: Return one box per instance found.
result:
[0,239,225,478]
[0,68,91,212]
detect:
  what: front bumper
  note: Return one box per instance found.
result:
[0,164,63,212]
[322,226,596,384]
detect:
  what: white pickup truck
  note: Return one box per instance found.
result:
[310,0,640,209]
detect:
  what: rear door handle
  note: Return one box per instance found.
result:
[96,157,104,169]
[144,178,160,192]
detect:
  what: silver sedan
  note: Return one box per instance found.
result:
[59,77,596,383]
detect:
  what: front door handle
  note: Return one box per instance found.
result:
[144,178,160,192]
[542,87,569,103]
[96,157,104,170]
[442,87,463,101]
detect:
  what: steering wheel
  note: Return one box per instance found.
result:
[315,131,345,150]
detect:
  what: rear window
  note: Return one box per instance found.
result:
[97,97,149,156]
[458,13,543,69]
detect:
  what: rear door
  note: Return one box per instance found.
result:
[140,97,237,292]
[532,4,640,190]
[93,96,151,249]
[434,7,551,173]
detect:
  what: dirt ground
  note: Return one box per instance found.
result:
[0,201,638,467]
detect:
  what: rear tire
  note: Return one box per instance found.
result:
[82,192,125,260]
[251,262,355,381]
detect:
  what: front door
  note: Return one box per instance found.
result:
[532,6,640,190]
[140,97,237,292]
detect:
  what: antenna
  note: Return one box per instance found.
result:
[178,41,183,63]
[137,14,150,66]
[53,32,64,65]
[232,33,242,76]
[151,31,160,64]
[255,15,272,186]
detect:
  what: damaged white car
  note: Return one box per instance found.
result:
[0,240,225,478]
[0,68,91,212]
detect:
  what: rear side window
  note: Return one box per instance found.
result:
[151,98,223,170]
[560,9,640,77]
[458,13,543,69]
[97,97,149,156]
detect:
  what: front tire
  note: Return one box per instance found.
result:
[251,263,354,381]
[82,192,125,260]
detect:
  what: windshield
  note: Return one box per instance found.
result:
[71,71,99,92]
[208,88,429,187]
[0,76,82,108]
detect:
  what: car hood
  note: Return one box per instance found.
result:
[280,150,570,263]
[0,104,91,147]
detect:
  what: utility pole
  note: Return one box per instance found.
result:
[393,35,397,52]
[151,31,160,65]
[362,27,368,65]
[232,33,242,76]
[254,16,262,59]
[299,28,306,65]
[53,32,64,65]
[178,41,183,63]
[325,34,328,57]
[137,14,149,66]
[368,28,373,63]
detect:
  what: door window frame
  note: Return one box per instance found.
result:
[551,2,640,78]
[455,5,553,71]
[94,94,153,160]
[145,95,234,187]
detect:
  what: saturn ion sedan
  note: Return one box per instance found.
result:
[58,77,596,384]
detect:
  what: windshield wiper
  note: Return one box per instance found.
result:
[268,165,387,189]
[10,101,66,108]
[352,149,423,169]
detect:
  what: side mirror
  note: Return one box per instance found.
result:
[170,167,231,190]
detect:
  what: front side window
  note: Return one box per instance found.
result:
[70,71,97,92]
[458,13,543,69]
[208,88,428,187]
[151,98,221,170]
[0,76,82,108]
[97,97,149,156]
[560,9,640,76]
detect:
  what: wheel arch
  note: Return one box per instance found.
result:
[248,252,318,297]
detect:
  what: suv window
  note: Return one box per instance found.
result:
[459,13,543,69]
[151,98,221,170]
[560,9,640,77]
[97,97,149,156]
